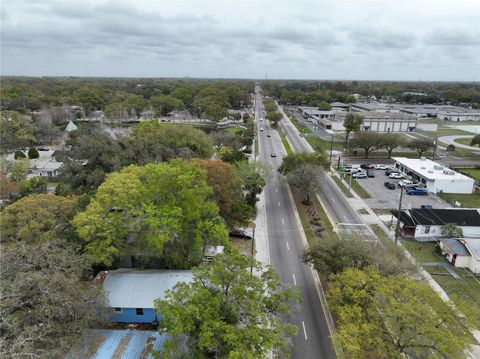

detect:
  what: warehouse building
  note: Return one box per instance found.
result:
[317,112,417,132]
[392,157,475,194]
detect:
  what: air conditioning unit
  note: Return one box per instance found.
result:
[421,166,426,170]
[428,170,434,173]
[433,165,444,170]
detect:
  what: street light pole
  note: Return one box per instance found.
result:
[432,136,438,162]
[250,224,256,277]
[395,187,404,244]
[329,131,334,169]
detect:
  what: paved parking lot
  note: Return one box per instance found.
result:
[352,168,450,210]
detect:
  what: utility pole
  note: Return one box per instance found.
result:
[250,224,256,277]
[348,172,353,196]
[432,136,438,162]
[329,131,334,169]
[395,187,404,244]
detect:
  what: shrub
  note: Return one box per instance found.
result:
[28,148,39,159]
[14,150,26,159]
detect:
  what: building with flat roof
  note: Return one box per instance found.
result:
[98,269,194,323]
[318,112,417,132]
[392,157,475,194]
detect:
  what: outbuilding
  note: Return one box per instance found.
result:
[439,238,480,273]
[392,157,475,194]
[98,269,194,323]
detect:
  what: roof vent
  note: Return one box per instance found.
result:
[428,170,434,173]
[421,166,426,170]
[434,165,444,170]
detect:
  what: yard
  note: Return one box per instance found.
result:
[455,167,480,181]
[439,192,480,208]
[453,137,475,147]
[401,240,443,262]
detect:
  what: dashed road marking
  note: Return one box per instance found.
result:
[278,201,281,207]
[282,217,285,225]
[286,241,290,250]
[293,273,297,285]
[302,321,308,340]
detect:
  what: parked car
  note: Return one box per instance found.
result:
[366,169,375,177]
[406,187,428,196]
[346,168,360,174]
[353,172,367,179]
[267,134,271,137]
[260,127,264,131]
[386,168,400,176]
[270,152,277,157]
[398,179,413,187]
[375,164,388,170]
[229,229,253,239]
[384,182,396,190]
[389,173,405,179]
[360,164,374,169]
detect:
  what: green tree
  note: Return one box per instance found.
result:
[0,238,108,358]
[18,176,48,196]
[123,94,146,118]
[442,223,463,238]
[470,134,480,147]
[150,95,184,116]
[72,87,106,116]
[318,101,331,110]
[343,113,363,149]
[349,132,381,159]
[0,111,37,153]
[27,147,39,159]
[14,150,26,159]
[235,161,271,206]
[263,98,277,113]
[170,86,194,109]
[193,159,253,229]
[279,152,328,174]
[408,138,434,158]
[378,133,404,158]
[72,161,228,268]
[10,160,30,183]
[155,251,299,358]
[0,194,79,243]
[286,163,323,204]
[267,111,283,127]
[329,267,472,359]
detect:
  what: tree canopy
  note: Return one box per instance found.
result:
[407,138,434,158]
[0,111,37,153]
[279,152,328,174]
[349,132,381,159]
[155,251,299,358]
[343,113,363,147]
[72,161,228,268]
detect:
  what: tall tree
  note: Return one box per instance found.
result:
[343,113,363,149]
[150,95,184,116]
[0,238,107,359]
[155,251,299,358]
[0,111,37,153]
[279,152,328,175]
[72,87,106,116]
[378,133,404,158]
[286,163,323,204]
[328,267,472,359]
[72,161,228,268]
[470,134,480,147]
[9,160,30,183]
[349,132,381,159]
[408,138,434,158]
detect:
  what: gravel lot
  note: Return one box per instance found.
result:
[354,168,450,210]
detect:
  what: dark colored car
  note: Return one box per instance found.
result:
[271,152,277,157]
[360,164,374,170]
[384,182,396,190]
[229,229,253,239]
[366,169,375,177]
[386,168,400,176]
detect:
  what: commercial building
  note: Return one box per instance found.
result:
[394,208,480,241]
[317,112,417,132]
[98,269,194,323]
[392,157,475,194]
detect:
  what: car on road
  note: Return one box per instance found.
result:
[375,164,388,170]
[267,134,271,137]
[366,169,375,177]
[398,179,413,187]
[384,182,396,190]
[352,172,367,179]
[270,152,277,157]
[260,127,264,131]
[406,187,428,196]
[389,173,405,179]
[229,229,253,239]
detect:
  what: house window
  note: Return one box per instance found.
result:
[424,226,430,234]
[136,308,144,316]
[114,308,122,313]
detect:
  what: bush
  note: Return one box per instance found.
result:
[28,148,39,159]
[14,150,26,159]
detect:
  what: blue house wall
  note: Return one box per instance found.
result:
[110,307,160,323]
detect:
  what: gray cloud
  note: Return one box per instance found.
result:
[1,0,479,81]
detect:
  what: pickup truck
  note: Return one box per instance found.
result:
[406,187,428,196]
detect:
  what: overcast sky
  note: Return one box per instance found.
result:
[1,0,479,81]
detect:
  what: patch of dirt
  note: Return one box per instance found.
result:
[230,237,253,256]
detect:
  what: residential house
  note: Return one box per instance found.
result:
[394,208,480,241]
[439,238,480,273]
[98,269,194,323]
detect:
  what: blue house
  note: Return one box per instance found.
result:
[101,269,194,323]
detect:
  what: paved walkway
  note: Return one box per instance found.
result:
[438,135,480,151]
[420,262,461,279]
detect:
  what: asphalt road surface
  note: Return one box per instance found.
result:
[255,88,337,359]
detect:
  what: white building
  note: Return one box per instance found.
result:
[396,208,480,241]
[439,238,480,273]
[392,157,475,194]
[29,157,63,178]
[318,112,417,133]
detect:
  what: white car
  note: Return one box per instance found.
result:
[375,164,388,170]
[352,172,367,179]
[389,173,405,179]
[260,127,264,131]
[398,179,413,187]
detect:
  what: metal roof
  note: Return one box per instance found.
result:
[68,329,167,359]
[440,238,469,256]
[103,269,193,308]
[463,238,480,261]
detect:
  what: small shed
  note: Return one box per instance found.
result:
[439,238,480,273]
[99,269,194,323]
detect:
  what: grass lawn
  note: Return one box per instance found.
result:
[287,114,313,134]
[278,128,293,155]
[350,178,371,199]
[331,175,353,198]
[453,137,474,146]
[418,128,473,137]
[401,240,444,263]
[439,192,480,208]
[311,194,336,239]
[455,167,480,180]
[291,187,316,243]
[307,137,343,154]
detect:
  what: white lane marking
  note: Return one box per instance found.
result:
[282,217,285,225]
[343,215,348,221]
[302,321,308,340]
[275,187,278,192]
[278,201,281,207]
[273,176,276,182]
[293,273,297,285]
[331,198,336,204]
[286,241,290,251]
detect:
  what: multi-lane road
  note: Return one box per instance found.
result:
[254,88,336,359]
